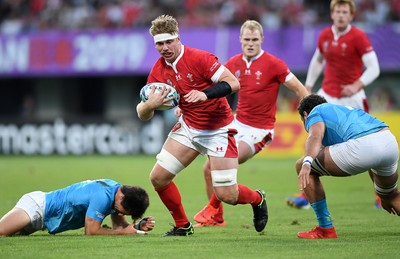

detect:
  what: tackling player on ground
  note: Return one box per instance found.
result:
[193,20,309,227]
[136,15,268,236]
[0,179,155,236]
[287,0,381,209]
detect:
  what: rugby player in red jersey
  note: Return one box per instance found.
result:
[193,20,309,227]
[136,15,268,236]
[287,0,381,209]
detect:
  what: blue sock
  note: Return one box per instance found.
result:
[310,198,333,228]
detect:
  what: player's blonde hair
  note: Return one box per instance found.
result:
[240,20,264,38]
[330,0,356,15]
[149,14,179,36]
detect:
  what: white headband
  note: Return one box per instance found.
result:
[153,33,179,43]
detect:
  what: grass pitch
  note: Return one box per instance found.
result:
[0,155,398,258]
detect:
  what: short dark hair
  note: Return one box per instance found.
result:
[298,94,327,116]
[120,185,149,220]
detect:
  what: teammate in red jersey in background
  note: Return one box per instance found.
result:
[136,15,268,236]
[287,0,381,210]
[193,20,309,227]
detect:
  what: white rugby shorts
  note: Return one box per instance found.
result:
[15,191,46,233]
[168,116,238,158]
[329,130,399,176]
[234,118,274,155]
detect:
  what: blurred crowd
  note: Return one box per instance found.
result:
[0,0,399,34]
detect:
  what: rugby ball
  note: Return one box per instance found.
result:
[140,82,180,111]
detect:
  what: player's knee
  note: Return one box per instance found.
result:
[149,174,159,187]
[215,191,237,205]
[149,171,171,188]
[238,155,251,164]
[295,158,303,174]
[0,224,11,236]
[211,169,238,204]
[0,227,5,236]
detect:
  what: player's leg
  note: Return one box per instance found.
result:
[0,208,31,236]
[193,158,226,227]
[210,156,268,232]
[150,137,198,236]
[195,124,273,226]
[368,131,400,215]
[296,147,345,239]
[372,170,400,215]
[0,191,45,237]
[203,158,214,200]
[194,139,254,226]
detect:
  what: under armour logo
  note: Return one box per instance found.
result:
[216,147,224,152]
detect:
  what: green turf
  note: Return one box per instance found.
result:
[0,155,398,258]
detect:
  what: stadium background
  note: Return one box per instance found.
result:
[0,0,399,156]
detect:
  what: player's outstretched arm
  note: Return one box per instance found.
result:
[284,75,309,100]
[298,122,325,190]
[110,214,130,229]
[85,216,145,235]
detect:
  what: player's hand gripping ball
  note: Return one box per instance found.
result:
[140,82,180,111]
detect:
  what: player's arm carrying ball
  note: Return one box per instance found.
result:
[137,85,173,121]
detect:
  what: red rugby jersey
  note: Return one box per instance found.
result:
[318,26,373,98]
[225,51,290,129]
[147,45,233,130]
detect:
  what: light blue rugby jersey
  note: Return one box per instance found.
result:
[44,179,120,234]
[305,103,388,146]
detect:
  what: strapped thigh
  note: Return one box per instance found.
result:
[156,149,185,175]
[310,157,332,176]
[374,181,398,197]
[211,169,237,187]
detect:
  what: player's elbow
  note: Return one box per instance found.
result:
[85,232,95,236]
[230,79,240,93]
[84,228,99,235]
[137,113,152,121]
[136,105,153,121]
[375,65,381,78]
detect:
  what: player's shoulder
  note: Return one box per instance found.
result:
[149,58,167,79]
[184,45,215,57]
[87,179,120,189]
[262,51,282,61]
[350,26,367,34]
[153,57,166,67]
[101,179,120,186]
[348,26,369,39]
[225,53,243,64]
[261,51,288,68]
[319,26,332,35]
